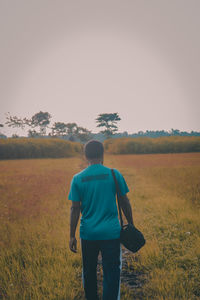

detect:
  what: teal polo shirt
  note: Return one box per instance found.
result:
[68,164,129,240]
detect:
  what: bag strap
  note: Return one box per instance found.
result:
[111,169,124,228]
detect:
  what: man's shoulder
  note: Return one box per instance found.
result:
[73,165,112,181]
[73,168,88,180]
[111,168,126,182]
[72,165,122,180]
[112,168,122,176]
[101,165,111,172]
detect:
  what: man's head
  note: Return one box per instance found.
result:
[84,140,104,164]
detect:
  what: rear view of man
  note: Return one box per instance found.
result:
[68,140,133,300]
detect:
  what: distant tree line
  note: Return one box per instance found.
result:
[0,111,200,141]
[0,112,121,141]
[112,129,200,139]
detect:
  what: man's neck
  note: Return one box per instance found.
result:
[88,159,103,165]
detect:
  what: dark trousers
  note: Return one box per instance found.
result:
[81,238,121,300]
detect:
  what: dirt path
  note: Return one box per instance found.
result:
[95,247,146,299]
[120,248,146,292]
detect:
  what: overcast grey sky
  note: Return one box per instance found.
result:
[0,0,200,135]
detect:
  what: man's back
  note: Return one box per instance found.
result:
[68,164,129,240]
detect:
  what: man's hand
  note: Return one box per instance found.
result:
[69,237,77,253]
[69,202,80,253]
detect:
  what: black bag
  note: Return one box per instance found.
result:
[111,169,146,253]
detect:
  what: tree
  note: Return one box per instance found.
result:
[0,124,7,138]
[96,113,121,139]
[11,134,19,138]
[5,112,51,137]
[28,130,41,138]
[66,123,78,141]
[30,111,51,135]
[51,122,67,137]
[5,113,25,130]
[170,129,180,136]
[76,126,92,142]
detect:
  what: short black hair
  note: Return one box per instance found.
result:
[84,140,104,159]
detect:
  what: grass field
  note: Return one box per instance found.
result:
[0,153,200,299]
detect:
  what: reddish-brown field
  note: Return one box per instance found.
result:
[0,158,80,222]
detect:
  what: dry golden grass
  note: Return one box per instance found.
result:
[0,158,83,299]
[0,153,200,299]
[105,153,200,299]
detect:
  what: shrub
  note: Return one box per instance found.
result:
[0,138,82,159]
[104,136,200,154]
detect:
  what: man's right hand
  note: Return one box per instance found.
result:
[69,237,77,253]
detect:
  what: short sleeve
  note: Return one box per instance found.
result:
[68,176,81,202]
[114,169,129,195]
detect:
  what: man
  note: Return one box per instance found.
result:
[68,140,133,300]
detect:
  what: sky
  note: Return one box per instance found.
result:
[0,0,200,136]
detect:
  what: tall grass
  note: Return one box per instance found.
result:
[0,153,200,299]
[0,138,82,160]
[104,136,200,154]
[105,153,200,299]
[0,158,83,299]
